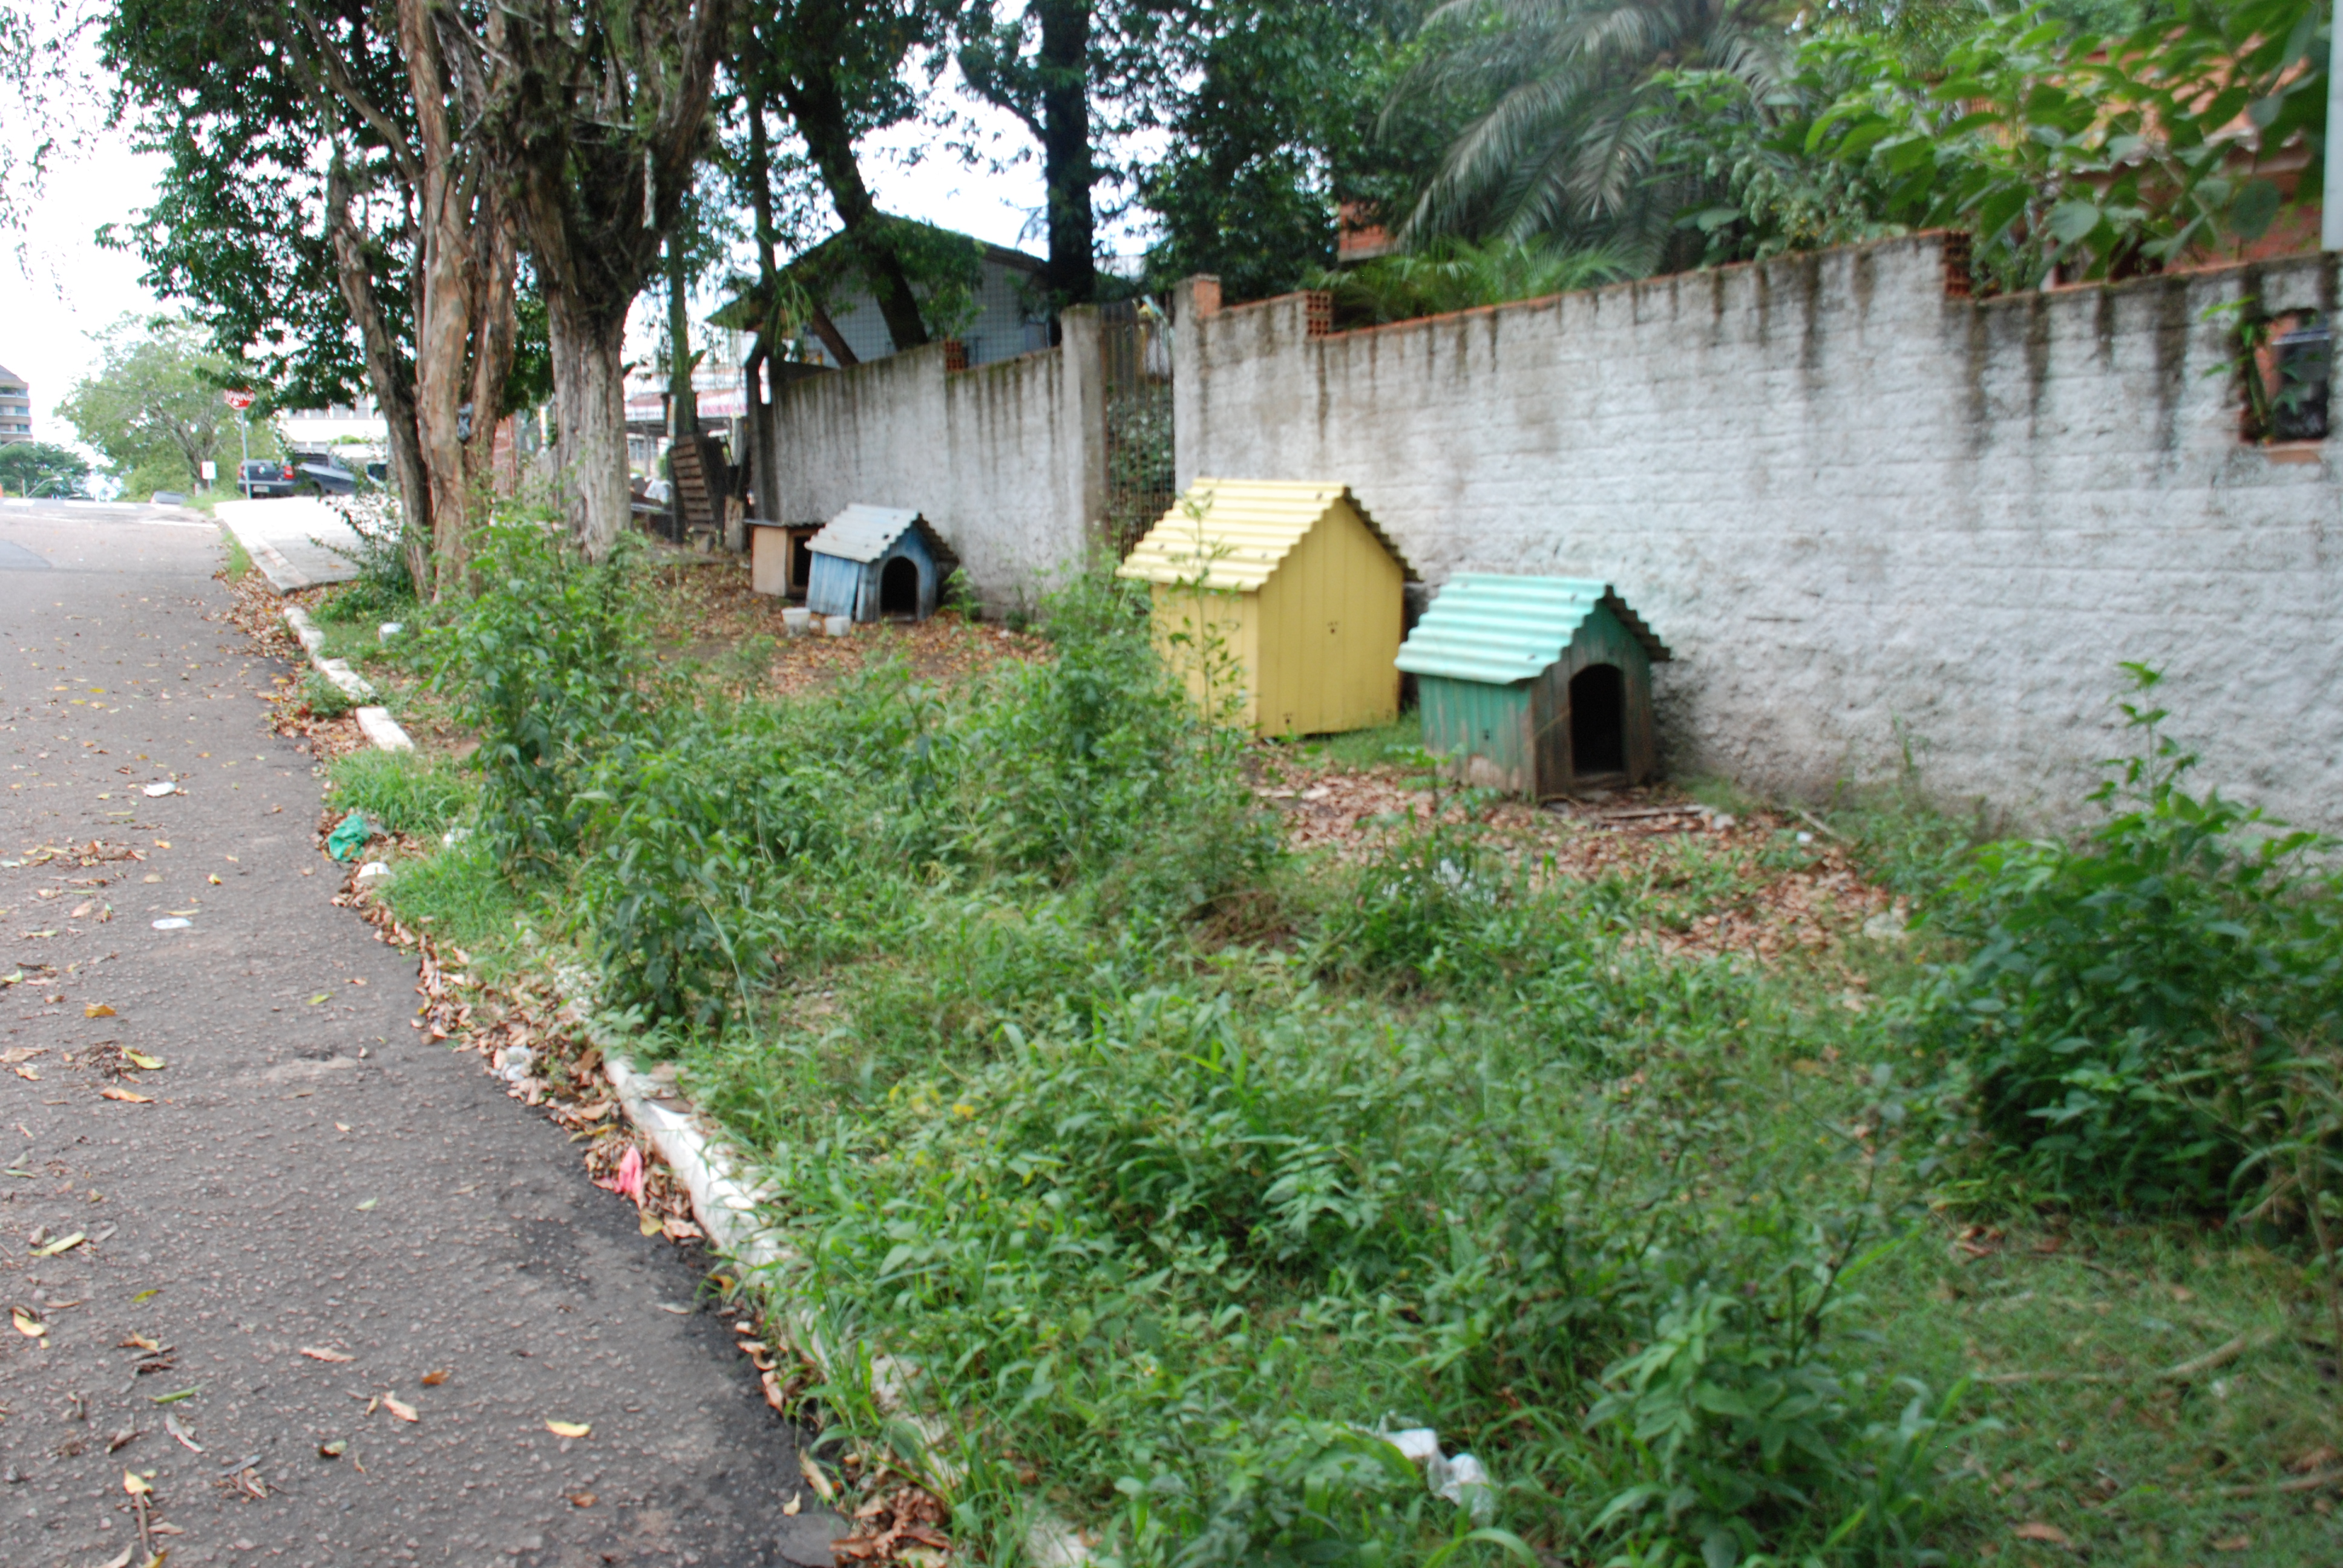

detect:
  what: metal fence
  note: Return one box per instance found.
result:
[1099,298,1175,557]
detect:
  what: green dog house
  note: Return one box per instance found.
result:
[1395,575,1671,797]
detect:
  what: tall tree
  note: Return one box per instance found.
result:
[1399,0,1784,267]
[58,316,247,493]
[958,0,1106,306]
[103,0,521,594]
[752,0,951,354]
[438,0,730,555]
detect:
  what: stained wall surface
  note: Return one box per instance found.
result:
[1173,237,2343,828]
[764,312,1104,615]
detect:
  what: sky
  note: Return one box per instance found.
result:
[0,51,1101,451]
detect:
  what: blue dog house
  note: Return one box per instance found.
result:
[802,505,958,623]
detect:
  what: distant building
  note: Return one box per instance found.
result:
[0,363,31,444]
[280,399,388,455]
[807,228,1052,370]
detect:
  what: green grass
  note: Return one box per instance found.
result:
[368,554,2343,1568]
[1278,710,1422,773]
[327,748,476,838]
[219,529,253,581]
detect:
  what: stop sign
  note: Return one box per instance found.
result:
[223,390,255,410]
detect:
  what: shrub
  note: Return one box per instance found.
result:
[1921,668,2343,1207]
[315,494,418,622]
[431,518,658,869]
[298,668,356,719]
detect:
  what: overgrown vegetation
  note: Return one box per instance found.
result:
[362,539,2343,1567]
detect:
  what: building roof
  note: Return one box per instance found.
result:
[1395,575,1671,685]
[0,362,24,387]
[1116,479,1417,591]
[805,503,959,572]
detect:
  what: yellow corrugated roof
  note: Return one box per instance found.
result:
[1116,479,1415,590]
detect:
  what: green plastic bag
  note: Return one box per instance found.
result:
[327,810,375,861]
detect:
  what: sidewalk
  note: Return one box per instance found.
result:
[212,498,364,592]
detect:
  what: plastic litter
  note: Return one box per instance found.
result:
[151,917,192,930]
[326,810,375,861]
[782,608,812,637]
[143,781,178,798]
[378,622,405,642]
[354,860,393,889]
[1357,1425,1496,1523]
[1428,1452,1494,1525]
[823,615,851,638]
[495,1045,535,1083]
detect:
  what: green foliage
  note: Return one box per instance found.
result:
[1921,668,2343,1207]
[431,518,659,869]
[57,315,249,489]
[1399,0,1784,269]
[327,749,476,839]
[1788,0,2327,291]
[1305,237,1630,326]
[297,669,356,720]
[315,497,419,624]
[0,441,91,498]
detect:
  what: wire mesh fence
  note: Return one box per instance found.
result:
[1099,298,1175,557]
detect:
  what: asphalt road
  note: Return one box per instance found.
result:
[0,502,841,1568]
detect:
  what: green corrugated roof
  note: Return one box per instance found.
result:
[1395,575,1670,685]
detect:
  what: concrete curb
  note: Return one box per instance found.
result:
[281,605,417,754]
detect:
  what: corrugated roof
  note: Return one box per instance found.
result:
[1396,575,1671,685]
[806,504,937,565]
[1116,479,1416,590]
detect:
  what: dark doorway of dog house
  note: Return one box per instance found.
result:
[1569,663,1627,783]
[879,555,921,619]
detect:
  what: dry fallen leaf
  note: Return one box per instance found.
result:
[124,1051,165,1071]
[567,1491,597,1508]
[100,1087,154,1103]
[638,1209,665,1236]
[300,1347,355,1363]
[783,1493,803,1517]
[120,1333,160,1352]
[2212,1537,2250,1553]
[164,1413,202,1452]
[319,1439,347,1459]
[383,1396,418,1423]
[12,1307,47,1338]
[544,1420,591,1439]
[95,1547,133,1568]
[2291,1446,2341,1474]
[122,1469,152,1496]
[85,1003,115,1018]
[799,1452,837,1503]
[420,1369,449,1387]
[31,1231,85,1257]
[2013,1523,2071,1546]
[14,1066,38,1081]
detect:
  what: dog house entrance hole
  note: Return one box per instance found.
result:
[1569,664,1627,779]
[879,556,920,618]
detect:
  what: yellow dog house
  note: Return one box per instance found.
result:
[1118,479,1415,735]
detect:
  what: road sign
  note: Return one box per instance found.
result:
[223,390,255,410]
[199,460,217,482]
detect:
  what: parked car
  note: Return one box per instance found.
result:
[240,459,298,498]
[291,453,357,495]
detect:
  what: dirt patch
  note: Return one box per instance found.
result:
[643,560,1049,696]
[1260,765,1899,972]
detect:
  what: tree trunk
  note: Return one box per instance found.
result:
[462,194,520,533]
[780,70,928,353]
[324,158,432,593]
[1037,0,1096,308]
[546,283,632,558]
[665,233,699,439]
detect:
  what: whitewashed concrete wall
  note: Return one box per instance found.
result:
[767,310,1105,615]
[1174,237,2343,830]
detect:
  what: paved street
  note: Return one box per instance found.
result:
[0,504,837,1568]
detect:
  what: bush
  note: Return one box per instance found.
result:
[1921,668,2343,1207]
[316,494,417,622]
[431,518,658,869]
[298,669,356,719]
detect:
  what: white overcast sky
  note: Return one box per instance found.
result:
[0,48,1144,448]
